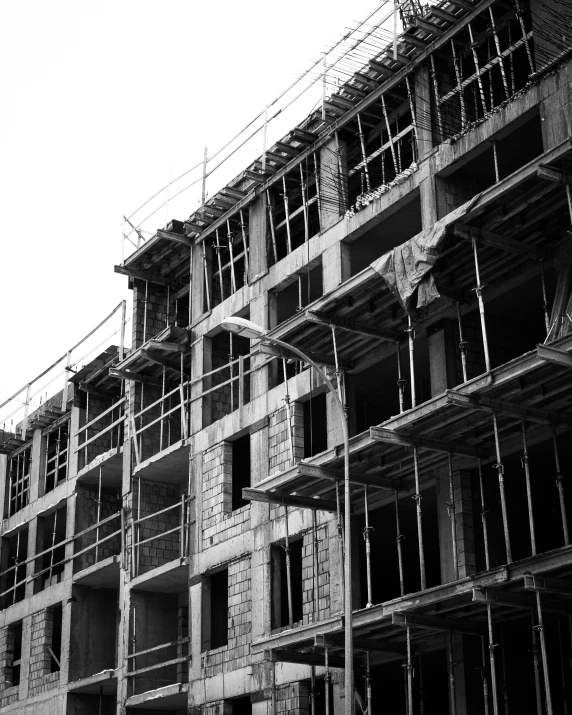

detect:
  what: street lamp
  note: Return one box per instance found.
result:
[220,316,354,714]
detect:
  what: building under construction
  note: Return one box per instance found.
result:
[2,0,572,712]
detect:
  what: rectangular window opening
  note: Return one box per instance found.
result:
[204,569,228,650]
[232,435,251,511]
[303,393,328,459]
[49,604,62,673]
[1,528,28,608]
[9,621,23,687]
[271,538,303,630]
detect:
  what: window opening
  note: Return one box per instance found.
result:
[271,538,303,629]
[232,435,251,511]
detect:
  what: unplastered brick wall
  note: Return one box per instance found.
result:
[301,525,330,624]
[203,557,251,678]
[0,626,18,707]
[135,479,182,575]
[201,443,251,548]
[74,485,121,573]
[269,404,304,476]
[269,404,303,521]
[208,334,251,426]
[28,610,59,697]
[133,280,170,348]
[275,681,310,715]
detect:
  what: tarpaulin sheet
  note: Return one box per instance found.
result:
[371,195,481,312]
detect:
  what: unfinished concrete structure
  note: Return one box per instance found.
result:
[2,0,572,712]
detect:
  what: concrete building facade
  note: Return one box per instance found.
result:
[1,0,572,713]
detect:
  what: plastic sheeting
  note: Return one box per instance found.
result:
[371,196,481,313]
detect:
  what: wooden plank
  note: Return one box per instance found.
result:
[370,426,488,459]
[109,368,162,387]
[392,612,483,635]
[147,340,187,353]
[445,390,572,427]
[306,311,397,343]
[266,649,346,669]
[414,17,446,35]
[315,633,405,656]
[156,229,191,246]
[243,488,340,513]
[537,165,572,184]
[114,265,170,287]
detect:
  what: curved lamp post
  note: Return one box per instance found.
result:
[220,316,354,714]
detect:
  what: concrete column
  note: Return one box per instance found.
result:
[437,467,475,583]
[428,319,458,396]
[415,64,433,160]
[249,195,269,282]
[419,175,438,230]
[320,137,348,229]
[190,337,210,433]
[322,242,350,295]
[24,520,37,600]
[249,292,270,401]
[540,69,572,151]
[18,615,32,701]
[0,456,7,519]
[28,430,42,504]
[191,242,207,323]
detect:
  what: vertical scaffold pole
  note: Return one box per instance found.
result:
[413,448,426,590]
[394,490,406,595]
[521,421,537,555]
[396,342,406,414]
[456,302,469,383]
[540,260,551,335]
[536,590,554,715]
[552,430,570,546]
[492,413,512,563]
[447,454,459,579]
[472,237,491,371]
[478,459,491,570]
[407,316,416,408]
[480,636,490,715]
[531,614,543,715]
[487,604,501,715]
[363,486,373,607]
[357,114,371,192]
[406,626,414,715]
[447,632,457,715]
[282,177,292,254]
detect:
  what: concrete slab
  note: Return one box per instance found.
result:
[133,440,190,484]
[130,558,189,594]
[126,682,188,710]
[67,669,117,696]
[73,555,120,589]
[77,446,124,487]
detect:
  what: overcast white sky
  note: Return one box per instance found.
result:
[0,0,384,411]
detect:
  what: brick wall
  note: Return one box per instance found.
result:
[28,610,59,697]
[133,281,169,348]
[203,557,251,678]
[135,479,182,575]
[275,682,310,714]
[0,625,18,707]
[269,403,304,521]
[202,443,251,548]
[301,526,330,624]
[74,485,121,573]
[209,334,251,426]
